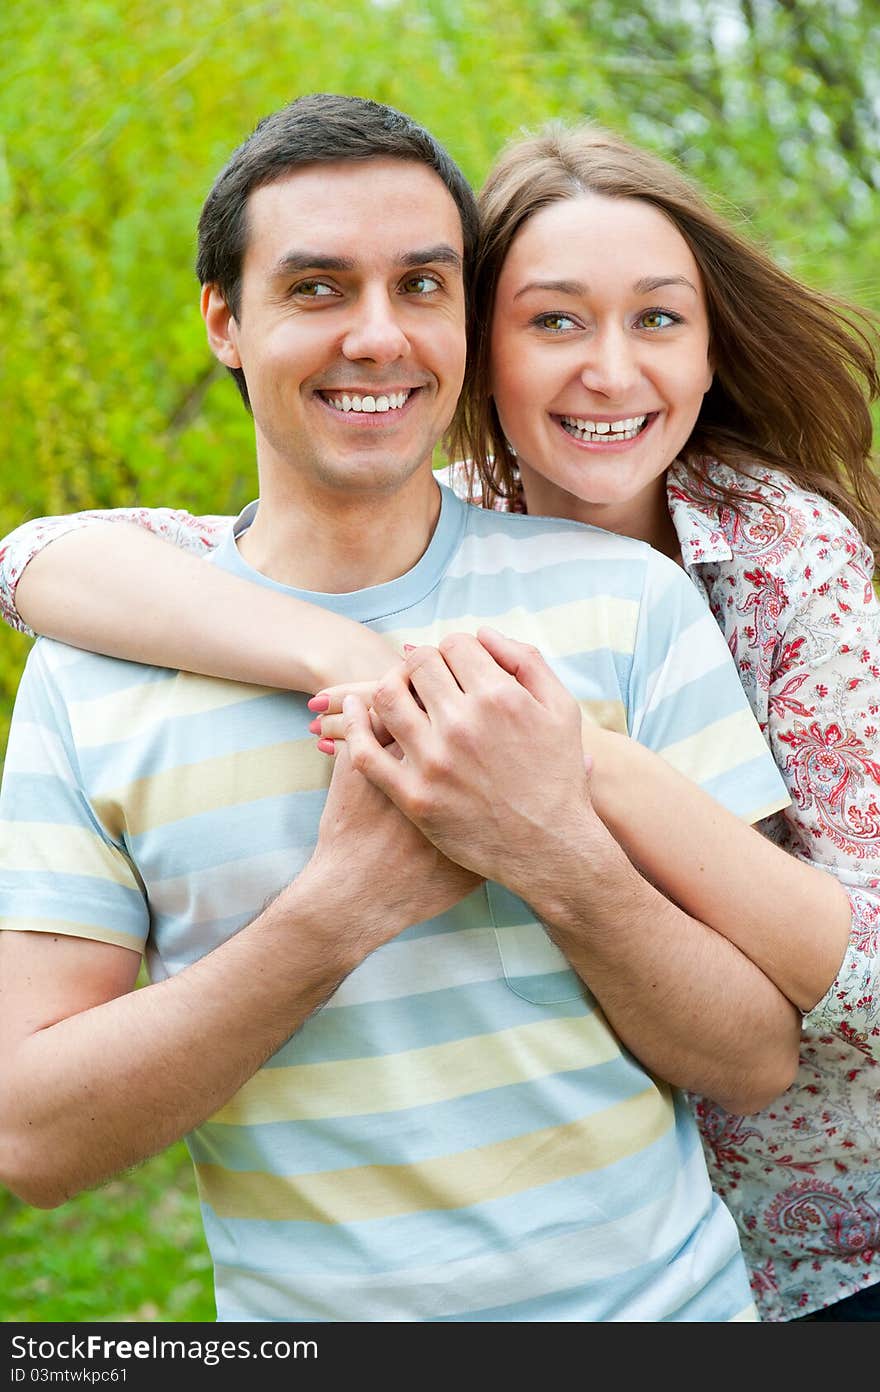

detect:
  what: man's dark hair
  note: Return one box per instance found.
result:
[196,93,479,407]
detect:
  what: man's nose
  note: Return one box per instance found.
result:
[341,288,410,365]
[578,328,640,399]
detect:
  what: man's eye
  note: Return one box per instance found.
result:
[534,313,577,332]
[402,273,441,294]
[294,281,336,298]
[638,309,680,330]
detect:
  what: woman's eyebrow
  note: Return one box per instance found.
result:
[633,275,698,295]
[513,274,698,301]
[513,279,586,301]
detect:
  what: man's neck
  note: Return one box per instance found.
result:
[236,466,443,593]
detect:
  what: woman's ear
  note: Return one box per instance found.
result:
[201,284,241,368]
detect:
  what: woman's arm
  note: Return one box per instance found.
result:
[590,730,851,1013]
[310,681,850,1013]
[3,511,397,691]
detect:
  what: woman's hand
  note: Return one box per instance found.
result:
[308,678,391,750]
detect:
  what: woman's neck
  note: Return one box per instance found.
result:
[518,465,682,561]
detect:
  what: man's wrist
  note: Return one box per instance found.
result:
[504,808,625,931]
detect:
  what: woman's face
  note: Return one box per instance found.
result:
[489,194,713,538]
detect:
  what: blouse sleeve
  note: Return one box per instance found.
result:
[763,524,880,1054]
[0,508,233,638]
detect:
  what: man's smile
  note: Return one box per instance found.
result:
[315,386,423,421]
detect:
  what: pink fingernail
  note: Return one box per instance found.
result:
[308,717,322,735]
[307,694,330,712]
[316,738,336,756]
[402,643,416,653]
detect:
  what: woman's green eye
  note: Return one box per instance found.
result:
[639,309,677,330]
[537,313,576,332]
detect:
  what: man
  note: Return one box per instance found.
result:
[0,94,798,1322]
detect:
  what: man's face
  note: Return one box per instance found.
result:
[204,159,467,498]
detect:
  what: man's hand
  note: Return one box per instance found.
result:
[296,736,482,958]
[341,627,594,903]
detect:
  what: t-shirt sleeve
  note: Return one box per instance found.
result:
[0,641,149,953]
[627,549,790,823]
[0,508,233,637]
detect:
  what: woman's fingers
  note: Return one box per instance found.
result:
[308,679,378,716]
[312,706,390,745]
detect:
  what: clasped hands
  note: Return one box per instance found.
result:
[309,626,594,899]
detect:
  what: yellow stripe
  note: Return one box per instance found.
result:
[68,672,277,749]
[658,708,772,784]
[747,794,791,824]
[92,738,330,838]
[385,597,640,659]
[0,916,143,953]
[197,1085,673,1222]
[212,1013,618,1125]
[578,699,628,736]
[0,821,135,886]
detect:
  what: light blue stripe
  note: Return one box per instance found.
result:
[639,662,758,746]
[0,771,109,826]
[265,972,594,1069]
[198,1117,689,1279]
[131,791,327,877]
[703,756,788,819]
[0,870,145,923]
[662,1244,754,1323]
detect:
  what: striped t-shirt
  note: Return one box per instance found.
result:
[0,483,788,1321]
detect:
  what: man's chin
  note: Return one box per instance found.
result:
[312,452,437,496]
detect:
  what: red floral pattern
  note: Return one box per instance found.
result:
[1,460,878,1322]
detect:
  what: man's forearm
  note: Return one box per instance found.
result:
[525,815,801,1115]
[0,876,368,1208]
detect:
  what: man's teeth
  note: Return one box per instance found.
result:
[561,414,648,441]
[324,390,411,413]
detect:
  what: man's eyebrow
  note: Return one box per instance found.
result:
[398,245,462,271]
[269,253,356,278]
[268,245,463,279]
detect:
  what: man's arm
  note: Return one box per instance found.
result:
[342,630,801,1115]
[0,746,478,1208]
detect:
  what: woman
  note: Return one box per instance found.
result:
[2,123,878,1322]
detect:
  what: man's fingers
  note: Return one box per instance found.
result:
[476,626,563,708]
[342,695,408,803]
[435,630,516,696]
[400,645,463,721]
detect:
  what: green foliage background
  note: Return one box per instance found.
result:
[1,0,878,1322]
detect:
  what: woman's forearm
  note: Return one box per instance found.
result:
[16,524,398,692]
[590,730,851,1012]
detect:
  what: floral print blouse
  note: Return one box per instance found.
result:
[0,459,878,1322]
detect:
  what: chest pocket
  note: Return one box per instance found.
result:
[487,883,588,1006]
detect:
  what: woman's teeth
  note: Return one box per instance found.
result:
[323,390,411,413]
[561,414,648,442]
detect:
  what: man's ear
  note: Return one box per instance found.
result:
[201,285,241,368]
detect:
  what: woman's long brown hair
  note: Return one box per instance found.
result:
[451,122,880,555]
